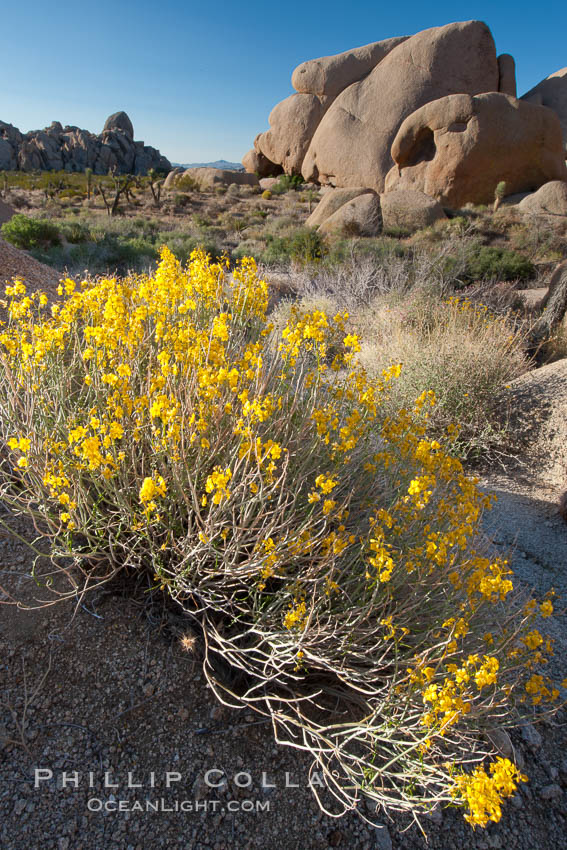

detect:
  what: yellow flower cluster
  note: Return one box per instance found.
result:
[284,600,307,631]
[451,757,527,827]
[139,475,167,513]
[204,466,232,505]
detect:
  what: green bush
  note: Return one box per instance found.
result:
[60,221,91,244]
[263,227,326,265]
[1,214,61,250]
[462,246,535,282]
[271,174,304,195]
[174,174,200,193]
[173,193,191,209]
[325,236,407,266]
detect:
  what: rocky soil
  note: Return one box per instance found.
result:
[0,238,62,301]
[1,508,566,850]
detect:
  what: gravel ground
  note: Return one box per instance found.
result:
[0,238,62,301]
[1,517,566,850]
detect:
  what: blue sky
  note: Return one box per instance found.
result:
[1,1,566,164]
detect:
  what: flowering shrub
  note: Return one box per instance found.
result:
[0,247,564,828]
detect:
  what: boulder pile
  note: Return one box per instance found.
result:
[0,111,170,175]
[243,20,567,213]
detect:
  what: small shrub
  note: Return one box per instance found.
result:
[383,224,412,238]
[271,174,304,195]
[193,213,212,230]
[463,246,535,283]
[173,193,191,209]
[325,236,407,267]
[262,227,326,266]
[175,174,200,192]
[1,214,61,250]
[60,221,91,244]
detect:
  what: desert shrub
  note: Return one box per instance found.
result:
[60,221,91,244]
[218,213,250,236]
[232,238,266,262]
[325,236,407,267]
[131,216,161,236]
[193,213,212,230]
[175,174,200,192]
[462,246,535,283]
[30,231,158,276]
[263,227,326,265]
[161,232,221,265]
[0,250,563,830]
[173,192,191,209]
[383,224,412,238]
[508,220,566,262]
[352,293,530,459]
[271,174,304,195]
[270,272,531,460]
[1,213,61,250]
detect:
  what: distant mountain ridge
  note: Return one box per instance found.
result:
[172,159,244,171]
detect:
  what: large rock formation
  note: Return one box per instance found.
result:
[291,36,408,97]
[244,21,512,192]
[301,21,500,191]
[384,93,567,207]
[254,93,332,175]
[522,67,567,152]
[0,113,170,175]
[241,19,563,211]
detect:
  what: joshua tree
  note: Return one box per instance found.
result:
[493,180,507,212]
[98,172,134,217]
[85,167,93,201]
[147,168,163,209]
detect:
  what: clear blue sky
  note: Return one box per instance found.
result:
[1,1,566,164]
